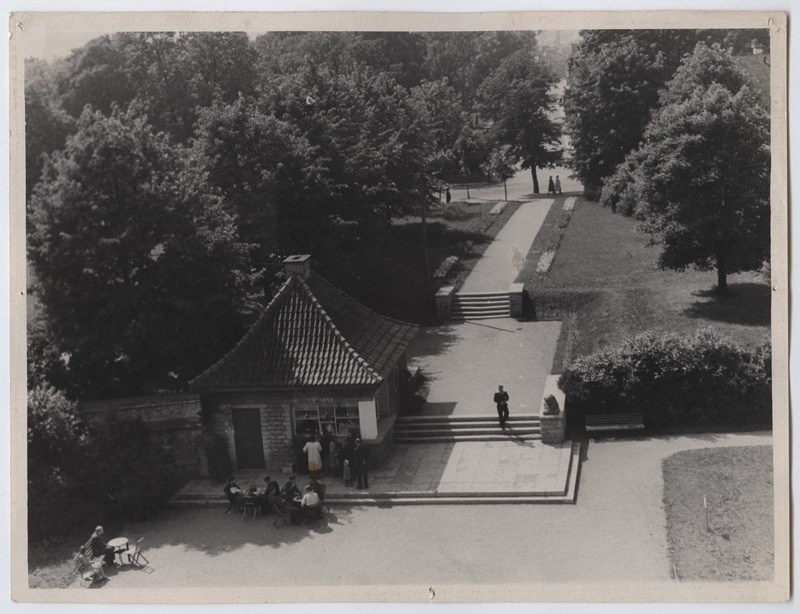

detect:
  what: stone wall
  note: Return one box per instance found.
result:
[539,375,567,444]
[78,393,205,478]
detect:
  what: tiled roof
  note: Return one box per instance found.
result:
[190,273,417,390]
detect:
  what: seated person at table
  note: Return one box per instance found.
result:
[301,485,321,520]
[75,545,109,583]
[223,476,243,514]
[88,526,116,566]
[282,476,302,524]
[301,485,320,509]
[309,475,326,504]
[262,475,281,513]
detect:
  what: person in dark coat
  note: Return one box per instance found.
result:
[88,526,116,566]
[282,475,303,524]
[445,187,451,204]
[353,438,370,489]
[547,176,556,195]
[494,385,510,430]
[261,475,281,514]
[223,476,243,514]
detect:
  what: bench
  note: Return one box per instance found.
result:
[585,413,645,433]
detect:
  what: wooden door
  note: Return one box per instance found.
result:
[231,408,265,469]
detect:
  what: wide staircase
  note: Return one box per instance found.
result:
[450,291,510,320]
[394,414,541,443]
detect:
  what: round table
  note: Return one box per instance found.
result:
[108,537,128,565]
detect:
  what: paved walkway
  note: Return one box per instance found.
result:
[176,439,575,502]
[76,432,772,592]
[407,318,561,416]
[459,199,553,292]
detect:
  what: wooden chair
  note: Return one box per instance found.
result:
[126,537,150,569]
[242,497,259,520]
[272,503,290,528]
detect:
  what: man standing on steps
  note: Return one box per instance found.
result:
[494,385,510,430]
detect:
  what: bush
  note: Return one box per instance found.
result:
[558,329,771,430]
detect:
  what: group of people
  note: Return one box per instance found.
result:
[300,432,370,490]
[224,474,324,524]
[547,175,563,195]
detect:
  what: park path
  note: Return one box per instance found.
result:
[459,199,553,292]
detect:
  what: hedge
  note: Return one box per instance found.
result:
[558,329,771,430]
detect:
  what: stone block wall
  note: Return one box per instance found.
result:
[539,374,567,444]
[509,282,525,317]
[78,393,205,479]
[435,286,455,321]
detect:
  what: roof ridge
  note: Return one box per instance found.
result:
[297,276,382,384]
[309,272,417,328]
[189,276,295,388]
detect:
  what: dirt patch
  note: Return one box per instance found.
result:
[662,445,773,581]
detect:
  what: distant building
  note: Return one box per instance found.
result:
[190,255,418,471]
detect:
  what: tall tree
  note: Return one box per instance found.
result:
[630,44,769,293]
[562,29,769,198]
[478,49,561,193]
[27,106,253,397]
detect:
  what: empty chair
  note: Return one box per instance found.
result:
[126,537,150,568]
[272,503,289,528]
[242,498,259,520]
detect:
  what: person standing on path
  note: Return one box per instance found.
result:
[353,438,370,489]
[445,186,451,204]
[547,176,556,195]
[494,385,510,430]
[555,175,562,194]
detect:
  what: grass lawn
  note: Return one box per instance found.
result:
[356,200,521,324]
[662,445,773,581]
[517,198,771,371]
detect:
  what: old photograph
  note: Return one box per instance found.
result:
[8,10,789,604]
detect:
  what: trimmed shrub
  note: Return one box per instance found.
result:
[558,329,771,430]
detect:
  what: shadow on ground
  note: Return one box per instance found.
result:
[683,282,771,326]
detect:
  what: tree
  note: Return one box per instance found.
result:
[562,29,769,199]
[478,49,561,193]
[484,144,517,201]
[28,105,253,397]
[630,45,769,293]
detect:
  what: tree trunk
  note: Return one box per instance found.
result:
[531,167,539,194]
[504,180,508,202]
[716,254,728,294]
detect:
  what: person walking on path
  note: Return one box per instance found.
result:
[555,175,562,194]
[494,385,510,430]
[353,438,370,489]
[303,434,323,476]
[547,176,556,195]
[445,187,451,204]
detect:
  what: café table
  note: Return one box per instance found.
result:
[107,537,129,565]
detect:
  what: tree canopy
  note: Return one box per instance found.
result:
[28,106,253,397]
[562,29,770,198]
[623,44,770,293]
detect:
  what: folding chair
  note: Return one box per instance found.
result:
[272,503,290,528]
[74,555,105,588]
[126,537,150,569]
[242,498,259,520]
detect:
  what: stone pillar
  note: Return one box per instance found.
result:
[509,282,525,318]
[434,286,455,322]
[358,399,378,440]
[539,374,567,444]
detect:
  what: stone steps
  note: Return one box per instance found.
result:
[394,414,541,443]
[451,291,510,320]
